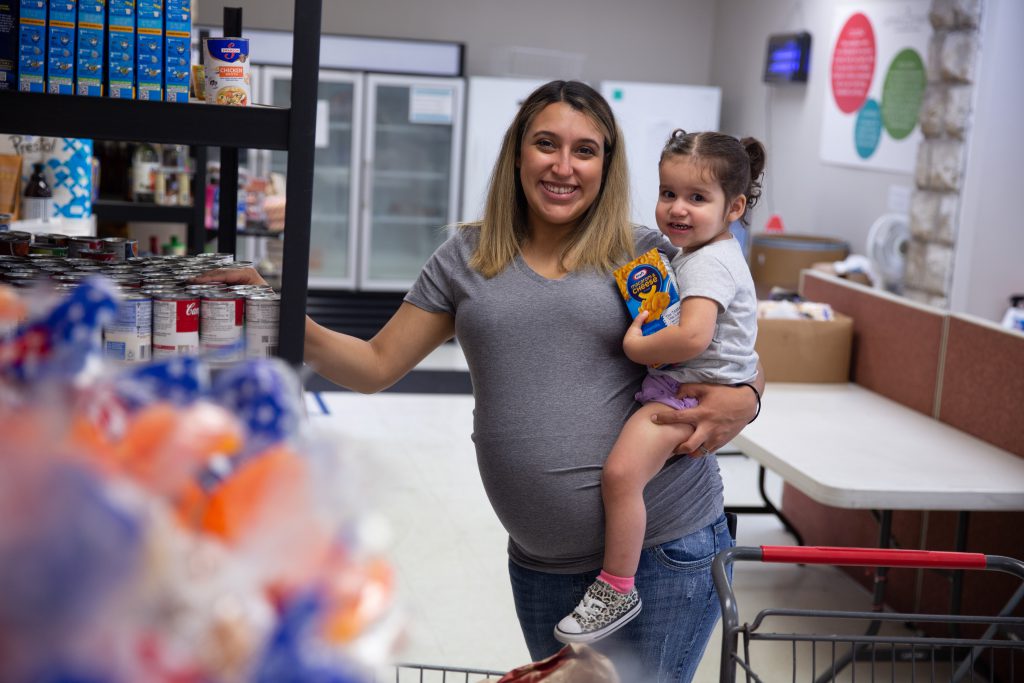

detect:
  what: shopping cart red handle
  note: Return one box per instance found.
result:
[759,545,988,569]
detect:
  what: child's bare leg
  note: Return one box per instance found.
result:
[601,402,697,578]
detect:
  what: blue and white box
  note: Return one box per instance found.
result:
[106,0,133,98]
[46,0,75,94]
[162,0,187,102]
[0,1,19,90]
[134,0,160,100]
[18,0,46,92]
[75,0,104,95]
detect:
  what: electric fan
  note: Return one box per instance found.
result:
[866,213,910,293]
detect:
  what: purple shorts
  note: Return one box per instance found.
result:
[635,374,699,410]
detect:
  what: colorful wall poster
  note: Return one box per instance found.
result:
[820,1,930,173]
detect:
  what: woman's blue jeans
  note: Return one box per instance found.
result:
[508,513,734,683]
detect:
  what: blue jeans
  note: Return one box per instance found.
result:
[508,513,734,683]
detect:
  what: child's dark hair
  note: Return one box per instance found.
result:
[659,130,766,225]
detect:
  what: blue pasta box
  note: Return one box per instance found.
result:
[75,0,104,95]
[162,0,187,102]
[17,0,46,92]
[106,0,133,98]
[613,248,681,336]
[0,1,19,90]
[134,0,160,100]
[46,0,74,94]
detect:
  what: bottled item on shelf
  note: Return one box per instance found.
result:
[131,142,161,203]
[22,162,53,222]
[162,234,187,256]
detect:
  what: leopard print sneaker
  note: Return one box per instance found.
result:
[553,578,642,644]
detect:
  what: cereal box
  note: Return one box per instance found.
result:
[46,0,74,94]
[613,248,681,336]
[135,0,161,100]
[162,0,188,102]
[0,0,19,91]
[17,0,46,92]
[106,0,134,98]
[75,0,104,96]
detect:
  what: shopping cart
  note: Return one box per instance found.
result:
[713,546,1024,683]
[380,662,506,682]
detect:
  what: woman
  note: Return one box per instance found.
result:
[198,81,762,682]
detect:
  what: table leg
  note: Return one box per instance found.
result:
[723,464,805,545]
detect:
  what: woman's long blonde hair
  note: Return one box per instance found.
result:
[463,80,634,278]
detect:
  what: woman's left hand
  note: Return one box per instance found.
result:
[650,382,758,455]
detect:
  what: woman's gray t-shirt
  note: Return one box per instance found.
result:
[405,226,724,573]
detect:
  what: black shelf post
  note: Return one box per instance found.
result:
[277,0,322,366]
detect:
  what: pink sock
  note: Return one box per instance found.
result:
[598,569,635,594]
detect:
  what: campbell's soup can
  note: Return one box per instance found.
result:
[245,292,280,358]
[104,292,152,364]
[100,237,139,260]
[152,292,200,358]
[204,37,250,106]
[200,291,245,363]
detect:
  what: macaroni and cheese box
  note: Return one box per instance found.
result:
[75,0,104,95]
[162,0,187,102]
[46,0,74,94]
[106,0,133,98]
[0,1,19,90]
[134,0,161,100]
[613,248,681,336]
[18,0,46,92]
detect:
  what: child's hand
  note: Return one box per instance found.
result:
[622,310,649,360]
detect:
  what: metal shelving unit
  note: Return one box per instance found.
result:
[0,0,323,366]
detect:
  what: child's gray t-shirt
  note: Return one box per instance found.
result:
[652,237,759,385]
[404,226,724,573]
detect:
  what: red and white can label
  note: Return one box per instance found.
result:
[153,295,201,358]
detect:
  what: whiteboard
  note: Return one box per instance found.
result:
[601,80,721,231]
[460,76,549,223]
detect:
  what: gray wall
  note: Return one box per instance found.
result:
[196,0,717,85]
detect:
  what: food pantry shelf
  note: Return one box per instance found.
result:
[0,0,323,366]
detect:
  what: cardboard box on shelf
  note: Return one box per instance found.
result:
[756,312,853,383]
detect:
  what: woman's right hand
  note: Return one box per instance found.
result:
[190,266,269,287]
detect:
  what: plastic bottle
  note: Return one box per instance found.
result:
[162,234,187,256]
[22,162,53,221]
[131,142,160,203]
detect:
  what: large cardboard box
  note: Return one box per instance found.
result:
[756,313,853,383]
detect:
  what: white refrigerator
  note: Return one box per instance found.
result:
[258,68,465,292]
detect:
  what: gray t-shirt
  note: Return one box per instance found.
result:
[405,225,724,573]
[652,237,759,385]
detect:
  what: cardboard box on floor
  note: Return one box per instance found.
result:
[756,312,853,383]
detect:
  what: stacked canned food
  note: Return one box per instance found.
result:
[0,232,280,365]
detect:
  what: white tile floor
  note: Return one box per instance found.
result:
[304,390,902,681]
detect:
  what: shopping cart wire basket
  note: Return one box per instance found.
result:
[713,546,1024,683]
[380,662,506,682]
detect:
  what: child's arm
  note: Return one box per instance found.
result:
[623,296,719,367]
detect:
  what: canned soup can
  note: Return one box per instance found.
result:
[104,292,152,364]
[204,37,250,106]
[153,292,200,358]
[200,291,245,363]
[245,292,280,358]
